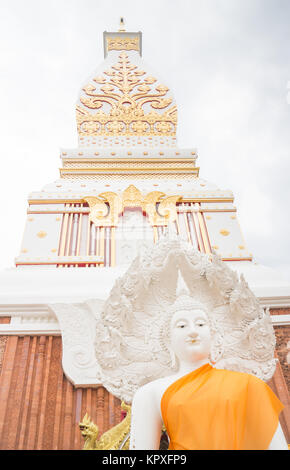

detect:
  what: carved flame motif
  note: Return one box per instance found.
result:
[76,52,177,136]
[84,185,181,227]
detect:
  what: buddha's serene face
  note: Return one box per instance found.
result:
[170,309,211,364]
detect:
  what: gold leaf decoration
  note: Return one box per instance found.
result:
[83,196,112,227]
[156,195,182,224]
[83,185,181,228]
[107,36,140,52]
[220,229,230,236]
[122,184,143,208]
[93,76,106,84]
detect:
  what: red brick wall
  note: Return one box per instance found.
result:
[0,309,289,449]
[0,335,122,450]
[267,356,290,443]
[273,325,290,391]
[0,317,10,377]
[269,308,290,396]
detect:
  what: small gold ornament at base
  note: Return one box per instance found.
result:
[79,402,131,450]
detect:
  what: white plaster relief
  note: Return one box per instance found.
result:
[49,298,105,386]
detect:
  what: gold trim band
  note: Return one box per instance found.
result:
[28,197,233,205]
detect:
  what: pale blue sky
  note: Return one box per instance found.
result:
[0,0,289,278]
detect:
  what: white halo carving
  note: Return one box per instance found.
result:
[95,237,277,403]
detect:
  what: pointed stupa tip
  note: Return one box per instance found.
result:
[103,18,142,57]
[118,17,126,32]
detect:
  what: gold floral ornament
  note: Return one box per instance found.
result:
[122,184,143,208]
[76,52,177,137]
[220,229,230,236]
[79,402,131,450]
[84,192,122,227]
[107,36,140,52]
[83,184,181,227]
[37,231,47,238]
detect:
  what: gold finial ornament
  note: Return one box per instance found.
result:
[79,402,131,450]
[37,231,47,238]
[119,17,126,32]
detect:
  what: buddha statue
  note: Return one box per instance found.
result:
[129,294,288,450]
[62,237,287,450]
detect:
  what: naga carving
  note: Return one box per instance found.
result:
[94,236,277,404]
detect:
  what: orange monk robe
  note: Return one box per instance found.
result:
[161,363,284,450]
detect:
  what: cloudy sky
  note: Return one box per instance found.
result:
[0,0,289,278]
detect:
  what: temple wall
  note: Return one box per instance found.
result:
[0,312,289,449]
[268,358,290,443]
[273,325,290,391]
[0,332,122,450]
[270,308,290,394]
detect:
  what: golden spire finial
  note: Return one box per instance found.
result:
[119,17,126,32]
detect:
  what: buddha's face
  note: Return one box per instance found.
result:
[170,308,211,364]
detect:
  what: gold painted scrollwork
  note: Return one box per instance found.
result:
[84,185,181,228]
[83,196,110,226]
[142,191,166,226]
[99,192,123,226]
[122,184,143,208]
[107,36,140,52]
[83,193,122,227]
[156,195,182,223]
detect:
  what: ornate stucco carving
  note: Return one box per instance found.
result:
[76,51,177,137]
[107,36,140,52]
[50,237,276,399]
[49,298,105,386]
[83,185,181,227]
[93,237,277,403]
